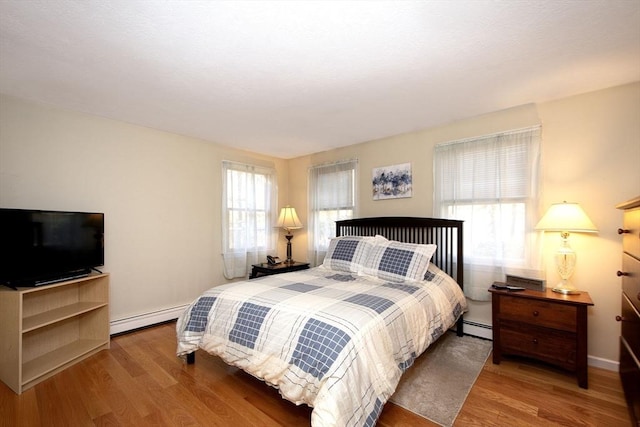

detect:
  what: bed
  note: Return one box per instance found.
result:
[176,217,466,427]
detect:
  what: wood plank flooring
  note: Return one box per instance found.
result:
[0,321,632,426]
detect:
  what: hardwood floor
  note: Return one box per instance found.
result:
[0,321,631,426]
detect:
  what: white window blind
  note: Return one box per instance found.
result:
[308,159,357,266]
[434,126,541,300]
[222,161,277,278]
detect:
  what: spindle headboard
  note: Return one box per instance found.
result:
[336,216,464,335]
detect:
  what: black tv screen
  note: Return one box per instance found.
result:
[0,208,104,287]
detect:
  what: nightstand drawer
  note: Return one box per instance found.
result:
[500,321,577,368]
[500,296,577,331]
[490,287,593,388]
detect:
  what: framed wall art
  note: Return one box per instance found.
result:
[372,163,412,200]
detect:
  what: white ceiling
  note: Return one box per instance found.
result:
[1,1,639,159]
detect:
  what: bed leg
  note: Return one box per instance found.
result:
[186,352,195,364]
[456,316,464,337]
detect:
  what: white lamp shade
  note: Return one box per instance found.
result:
[535,202,598,233]
[276,206,303,231]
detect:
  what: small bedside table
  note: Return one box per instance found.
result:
[489,286,594,388]
[250,261,310,279]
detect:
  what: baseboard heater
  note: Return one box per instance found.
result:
[109,307,623,372]
[110,307,494,338]
[462,320,492,340]
[110,304,189,335]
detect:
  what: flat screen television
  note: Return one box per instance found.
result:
[0,208,104,288]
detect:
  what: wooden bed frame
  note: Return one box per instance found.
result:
[336,216,464,336]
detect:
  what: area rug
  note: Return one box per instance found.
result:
[389,332,492,426]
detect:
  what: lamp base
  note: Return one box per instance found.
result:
[553,236,580,295]
[285,234,293,263]
[552,281,581,295]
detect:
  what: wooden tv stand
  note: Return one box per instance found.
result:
[0,273,110,394]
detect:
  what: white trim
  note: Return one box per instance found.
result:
[110,304,189,335]
[587,355,619,372]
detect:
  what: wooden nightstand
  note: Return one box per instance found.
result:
[489,286,594,388]
[250,261,310,279]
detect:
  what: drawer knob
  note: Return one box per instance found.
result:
[532,310,539,317]
[618,228,630,234]
[617,271,629,277]
[532,338,538,344]
[616,315,624,322]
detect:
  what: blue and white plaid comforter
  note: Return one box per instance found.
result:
[176,264,467,427]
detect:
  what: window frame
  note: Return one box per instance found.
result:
[307,159,358,266]
[433,126,541,300]
[221,160,277,278]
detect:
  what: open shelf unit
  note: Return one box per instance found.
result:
[0,273,109,394]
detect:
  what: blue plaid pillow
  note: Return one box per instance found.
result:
[322,236,377,273]
[363,241,437,282]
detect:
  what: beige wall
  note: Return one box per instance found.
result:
[288,104,541,258]
[537,83,639,365]
[1,82,638,365]
[289,82,640,365]
[0,94,290,323]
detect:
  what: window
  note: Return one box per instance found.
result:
[434,126,541,300]
[308,160,358,266]
[222,161,277,278]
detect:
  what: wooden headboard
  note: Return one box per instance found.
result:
[336,216,464,335]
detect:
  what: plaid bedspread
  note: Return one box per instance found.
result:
[176,265,467,427]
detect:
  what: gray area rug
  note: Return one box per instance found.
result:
[389,332,492,426]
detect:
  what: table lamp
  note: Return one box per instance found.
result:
[276,206,302,263]
[535,201,598,294]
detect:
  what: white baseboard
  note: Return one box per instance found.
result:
[587,355,619,372]
[110,304,189,335]
[462,320,619,372]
